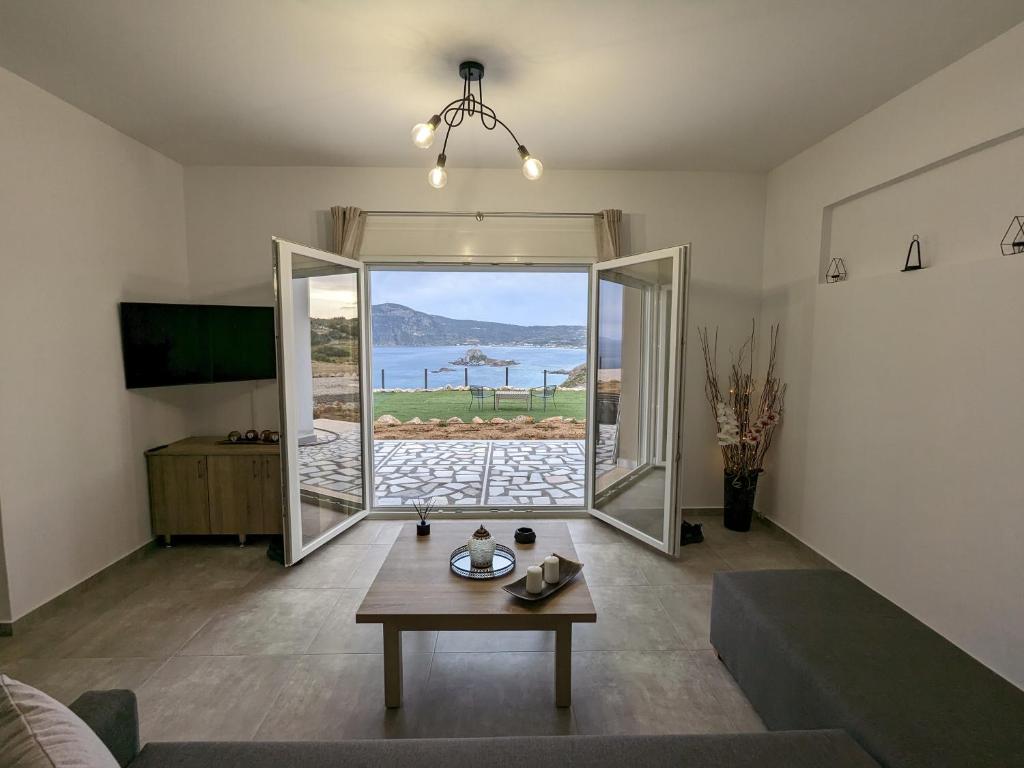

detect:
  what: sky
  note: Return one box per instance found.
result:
[369,270,589,326]
[307,274,358,319]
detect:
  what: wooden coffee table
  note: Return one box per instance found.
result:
[356,521,596,708]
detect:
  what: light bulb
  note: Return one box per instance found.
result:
[411,115,441,149]
[428,166,447,188]
[516,144,543,180]
[428,154,447,189]
[411,123,435,149]
[522,155,543,180]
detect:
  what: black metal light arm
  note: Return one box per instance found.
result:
[419,60,539,184]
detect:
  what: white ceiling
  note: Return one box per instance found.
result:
[2,0,1022,171]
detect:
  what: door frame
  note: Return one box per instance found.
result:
[585,245,691,555]
[273,237,374,565]
[361,261,593,514]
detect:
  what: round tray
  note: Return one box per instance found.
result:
[450,543,516,579]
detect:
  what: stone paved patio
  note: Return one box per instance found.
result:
[297,422,618,508]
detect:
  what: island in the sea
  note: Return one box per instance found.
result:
[450,348,519,367]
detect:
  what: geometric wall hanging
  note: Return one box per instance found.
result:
[1000,216,1024,255]
[902,234,923,272]
[825,257,848,283]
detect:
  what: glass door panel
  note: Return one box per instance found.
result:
[273,239,371,565]
[589,246,687,554]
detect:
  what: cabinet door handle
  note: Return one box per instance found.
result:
[197,460,204,479]
[265,458,271,479]
[253,459,258,479]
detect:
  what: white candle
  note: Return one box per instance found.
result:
[526,565,544,594]
[543,555,560,584]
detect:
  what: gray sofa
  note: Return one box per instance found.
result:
[70,689,880,767]
[710,569,1024,768]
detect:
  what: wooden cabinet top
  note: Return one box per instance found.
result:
[146,436,280,456]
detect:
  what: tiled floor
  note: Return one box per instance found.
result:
[0,515,833,744]
[298,422,619,507]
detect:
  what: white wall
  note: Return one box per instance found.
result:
[0,68,192,622]
[0,500,11,623]
[183,166,767,509]
[759,22,1024,687]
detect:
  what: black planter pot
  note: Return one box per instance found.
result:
[416,522,430,537]
[723,470,761,532]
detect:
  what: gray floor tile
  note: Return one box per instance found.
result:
[572,542,650,586]
[417,652,576,737]
[689,649,766,732]
[0,607,105,664]
[307,589,437,655]
[125,543,274,591]
[700,518,784,550]
[137,655,297,743]
[719,541,830,571]
[654,585,714,650]
[2,657,165,705]
[0,568,156,663]
[566,519,627,544]
[255,653,432,740]
[180,589,342,656]
[574,586,686,651]
[331,521,404,546]
[2,514,820,742]
[248,544,370,589]
[344,545,392,589]
[572,651,743,735]
[435,630,555,653]
[636,549,730,587]
[54,587,234,659]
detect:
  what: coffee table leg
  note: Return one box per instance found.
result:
[384,623,403,708]
[555,623,572,707]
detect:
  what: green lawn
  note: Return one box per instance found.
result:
[372,389,586,422]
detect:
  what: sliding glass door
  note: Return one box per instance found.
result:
[273,239,372,565]
[587,246,689,554]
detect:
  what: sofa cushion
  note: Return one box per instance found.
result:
[710,569,1024,768]
[130,731,879,768]
[0,674,119,768]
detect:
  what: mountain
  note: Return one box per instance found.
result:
[370,303,586,348]
[310,316,359,363]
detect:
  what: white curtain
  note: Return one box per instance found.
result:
[594,209,623,261]
[330,205,367,259]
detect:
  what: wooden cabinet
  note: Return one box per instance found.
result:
[260,455,283,530]
[146,437,282,544]
[207,454,282,536]
[148,455,211,535]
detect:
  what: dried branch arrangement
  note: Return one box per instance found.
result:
[413,498,439,524]
[698,321,787,475]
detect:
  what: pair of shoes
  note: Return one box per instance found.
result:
[680,520,704,546]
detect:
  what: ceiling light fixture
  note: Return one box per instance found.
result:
[412,61,542,189]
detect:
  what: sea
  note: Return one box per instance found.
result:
[371,345,586,390]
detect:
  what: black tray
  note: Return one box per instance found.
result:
[502,553,583,601]
[450,543,517,579]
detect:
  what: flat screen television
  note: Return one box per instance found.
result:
[119,302,277,388]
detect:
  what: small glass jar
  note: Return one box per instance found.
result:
[467,525,496,569]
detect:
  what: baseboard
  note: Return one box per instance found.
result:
[5,540,155,636]
[681,506,729,517]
